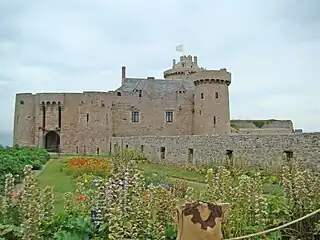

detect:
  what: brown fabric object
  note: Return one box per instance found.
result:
[176,201,230,240]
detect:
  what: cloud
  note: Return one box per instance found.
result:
[0,0,319,133]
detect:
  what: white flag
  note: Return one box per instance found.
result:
[176,44,183,52]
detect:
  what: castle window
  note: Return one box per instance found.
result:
[125,145,128,149]
[215,92,219,99]
[105,113,108,124]
[226,150,233,160]
[131,111,140,122]
[140,145,144,153]
[188,148,194,164]
[199,110,202,115]
[213,116,216,125]
[160,147,165,159]
[97,148,100,155]
[117,92,121,96]
[86,113,89,123]
[20,100,24,105]
[165,111,173,122]
[201,93,204,99]
[139,90,142,97]
[284,150,293,161]
[42,105,46,129]
[58,105,62,128]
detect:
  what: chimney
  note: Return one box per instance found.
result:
[121,66,126,85]
[194,56,198,65]
[173,59,176,67]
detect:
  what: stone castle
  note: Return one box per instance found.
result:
[13,55,319,170]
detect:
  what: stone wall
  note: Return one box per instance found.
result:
[110,133,320,170]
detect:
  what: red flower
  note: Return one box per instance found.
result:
[77,195,88,201]
[10,193,19,199]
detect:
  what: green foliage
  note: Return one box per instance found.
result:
[0,147,50,193]
[144,171,170,186]
[1,148,320,239]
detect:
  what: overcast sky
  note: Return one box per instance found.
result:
[1,0,320,134]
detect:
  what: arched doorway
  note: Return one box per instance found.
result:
[45,131,60,153]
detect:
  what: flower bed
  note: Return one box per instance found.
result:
[63,157,110,177]
[1,149,320,239]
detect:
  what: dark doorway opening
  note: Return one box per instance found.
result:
[45,131,60,153]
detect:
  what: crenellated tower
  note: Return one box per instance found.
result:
[191,68,232,135]
[163,55,202,80]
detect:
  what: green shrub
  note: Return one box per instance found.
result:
[0,146,50,193]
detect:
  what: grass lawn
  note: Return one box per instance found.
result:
[139,163,206,182]
[36,157,283,212]
[37,159,75,213]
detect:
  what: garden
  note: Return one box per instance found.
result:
[0,146,320,239]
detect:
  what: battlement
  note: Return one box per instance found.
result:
[163,55,201,80]
[190,69,231,86]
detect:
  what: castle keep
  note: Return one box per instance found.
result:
[13,55,319,170]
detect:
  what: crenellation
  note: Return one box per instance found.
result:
[13,54,313,168]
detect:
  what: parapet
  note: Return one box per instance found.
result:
[189,69,231,86]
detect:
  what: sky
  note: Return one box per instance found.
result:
[0,0,320,139]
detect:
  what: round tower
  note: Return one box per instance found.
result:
[163,55,201,80]
[191,68,231,135]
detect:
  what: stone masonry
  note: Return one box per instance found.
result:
[111,133,320,170]
[13,54,316,168]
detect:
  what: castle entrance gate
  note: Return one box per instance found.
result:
[44,131,60,153]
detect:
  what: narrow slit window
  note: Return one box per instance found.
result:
[201,93,204,99]
[76,147,79,154]
[42,104,46,129]
[213,116,216,125]
[97,148,100,155]
[58,105,62,128]
[86,113,89,123]
[215,92,219,99]
[160,147,165,159]
[105,113,108,124]
[140,145,144,153]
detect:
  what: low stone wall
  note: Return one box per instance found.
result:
[110,133,320,170]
